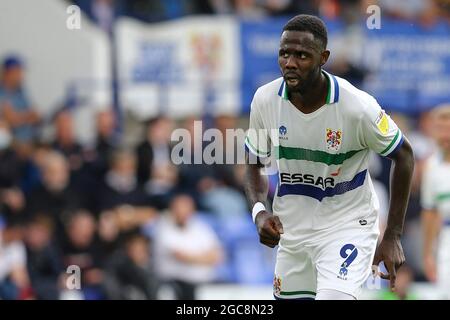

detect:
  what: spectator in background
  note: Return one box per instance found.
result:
[24,215,62,300]
[0,218,33,299]
[144,162,179,211]
[93,110,118,174]
[211,114,241,187]
[177,117,217,205]
[96,210,122,261]
[20,142,53,196]
[26,151,84,242]
[60,210,104,300]
[98,149,157,232]
[52,110,84,173]
[75,109,119,214]
[0,121,27,222]
[154,194,223,300]
[196,114,249,218]
[0,56,41,161]
[99,149,146,210]
[136,116,174,186]
[104,233,159,300]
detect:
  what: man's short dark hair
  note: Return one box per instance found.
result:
[282,15,328,50]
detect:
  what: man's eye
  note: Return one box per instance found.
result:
[297,53,307,59]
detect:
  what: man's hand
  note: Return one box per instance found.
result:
[255,211,284,248]
[372,235,405,291]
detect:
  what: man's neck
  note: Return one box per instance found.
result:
[289,72,328,114]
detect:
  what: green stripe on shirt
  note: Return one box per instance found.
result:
[275,145,363,165]
[380,130,400,155]
[279,290,317,296]
[245,136,270,157]
[436,193,450,203]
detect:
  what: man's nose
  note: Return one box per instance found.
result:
[284,55,297,69]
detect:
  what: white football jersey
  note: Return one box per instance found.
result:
[245,71,404,248]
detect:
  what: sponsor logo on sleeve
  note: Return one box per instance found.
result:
[375,111,389,135]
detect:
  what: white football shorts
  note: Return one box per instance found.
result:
[273,221,379,300]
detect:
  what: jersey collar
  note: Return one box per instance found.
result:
[277,70,340,104]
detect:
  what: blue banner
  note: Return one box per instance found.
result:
[363,19,450,114]
[240,17,286,113]
[240,17,450,114]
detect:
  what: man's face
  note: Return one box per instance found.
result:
[171,195,195,227]
[3,66,23,89]
[55,112,74,143]
[43,157,69,192]
[68,214,96,248]
[278,31,329,93]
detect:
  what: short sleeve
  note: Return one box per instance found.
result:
[421,162,437,210]
[360,96,404,157]
[245,90,271,158]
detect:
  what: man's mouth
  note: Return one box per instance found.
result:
[285,75,301,86]
[285,77,300,87]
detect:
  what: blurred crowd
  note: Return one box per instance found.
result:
[0,56,257,300]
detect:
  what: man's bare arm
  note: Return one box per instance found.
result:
[373,137,414,290]
[384,138,415,238]
[244,152,283,248]
[244,152,268,208]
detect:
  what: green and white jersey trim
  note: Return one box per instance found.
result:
[274,290,316,300]
[278,70,339,104]
[379,129,403,157]
[245,135,271,158]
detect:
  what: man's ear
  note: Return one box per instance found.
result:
[320,50,330,67]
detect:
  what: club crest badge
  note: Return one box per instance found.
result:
[326,128,342,151]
